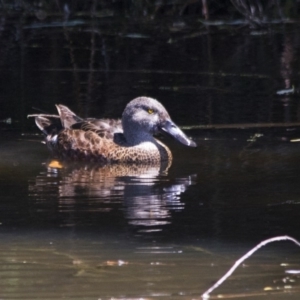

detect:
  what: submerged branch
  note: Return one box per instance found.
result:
[201,235,300,299]
[40,68,270,79]
[27,114,60,118]
[182,122,300,130]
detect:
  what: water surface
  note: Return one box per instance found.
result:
[1,4,300,299]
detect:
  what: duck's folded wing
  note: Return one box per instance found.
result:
[71,119,122,139]
[55,104,83,129]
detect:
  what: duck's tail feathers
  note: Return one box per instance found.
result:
[28,104,83,135]
[27,114,63,136]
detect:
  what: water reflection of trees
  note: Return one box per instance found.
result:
[1,1,299,20]
[28,161,196,228]
[1,1,300,130]
[231,0,285,27]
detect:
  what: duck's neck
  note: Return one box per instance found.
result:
[122,121,156,146]
[124,130,156,146]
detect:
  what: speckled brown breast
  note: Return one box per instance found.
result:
[50,129,172,164]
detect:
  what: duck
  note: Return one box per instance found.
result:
[28,96,196,164]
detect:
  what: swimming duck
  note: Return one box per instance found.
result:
[28,97,196,164]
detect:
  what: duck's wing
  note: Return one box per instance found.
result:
[56,104,123,139]
[55,104,83,129]
[28,104,82,135]
[29,104,123,140]
[71,119,122,139]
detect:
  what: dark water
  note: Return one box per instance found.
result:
[1,4,300,299]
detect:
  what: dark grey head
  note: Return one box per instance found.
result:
[122,97,196,147]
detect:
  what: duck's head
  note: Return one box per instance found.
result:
[122,97,196,147]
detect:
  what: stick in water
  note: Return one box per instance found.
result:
[202,235,300,299]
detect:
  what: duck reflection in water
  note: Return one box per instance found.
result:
[28,97,196,166]
[29,161,196,227]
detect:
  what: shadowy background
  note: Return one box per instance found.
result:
[0,0,300,133]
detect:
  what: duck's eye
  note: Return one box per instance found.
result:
[147,108,154,114]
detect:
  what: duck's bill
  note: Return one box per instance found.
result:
[160,120,197,147]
